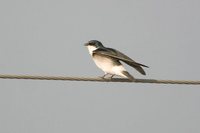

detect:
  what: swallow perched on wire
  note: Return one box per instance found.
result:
[84,40,149,81]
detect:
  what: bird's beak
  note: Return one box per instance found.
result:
[84,43,89,46]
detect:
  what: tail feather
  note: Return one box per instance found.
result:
[124,61,148,75]
[122,71,135,81]
[135,62,149,68]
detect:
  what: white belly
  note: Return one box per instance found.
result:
[86,46,127,77]
[93,55,126,77]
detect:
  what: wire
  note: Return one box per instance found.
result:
[0,74,199,85]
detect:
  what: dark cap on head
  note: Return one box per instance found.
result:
[84,40,104,48]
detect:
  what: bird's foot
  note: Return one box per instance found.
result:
[99,73,108,79]
[109,74,115,80]
[99,74,115,80]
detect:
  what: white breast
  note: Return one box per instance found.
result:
[86,46,127,77]
[93,54,126,77]
[93,55,114,72]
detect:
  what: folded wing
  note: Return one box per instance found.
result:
[93,48,149,75]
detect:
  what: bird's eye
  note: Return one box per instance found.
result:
[88,42,93,46]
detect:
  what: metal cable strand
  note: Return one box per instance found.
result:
[0,74,199,85]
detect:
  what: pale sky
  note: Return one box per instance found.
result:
[0,0,200,133]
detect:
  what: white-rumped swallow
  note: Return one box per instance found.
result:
[85,40,148,81]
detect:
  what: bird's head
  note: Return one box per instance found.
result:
[84,40,104,55]
[84,40,104,48]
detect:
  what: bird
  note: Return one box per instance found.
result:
[84,40,149,81]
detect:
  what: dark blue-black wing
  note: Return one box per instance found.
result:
[93,48,148,75]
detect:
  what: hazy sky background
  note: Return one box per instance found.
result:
[0,0,200,133]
